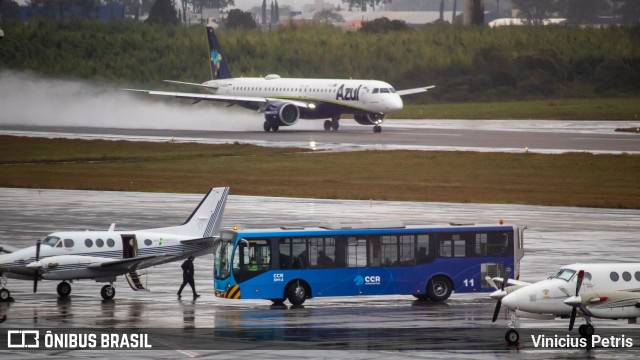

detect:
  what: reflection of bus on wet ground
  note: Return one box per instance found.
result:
[213,221,525,305]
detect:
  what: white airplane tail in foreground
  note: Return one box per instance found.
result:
[487,263,640,345]
[0,187,229,301]
[126,27,434,133]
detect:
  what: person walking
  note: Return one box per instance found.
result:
[178,256,200,299]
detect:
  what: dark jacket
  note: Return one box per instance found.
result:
[181,259,194,279]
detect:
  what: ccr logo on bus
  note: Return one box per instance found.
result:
[273,273,284,282]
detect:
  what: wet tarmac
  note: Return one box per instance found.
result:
[1,119,639,154]
[1,188,639,358]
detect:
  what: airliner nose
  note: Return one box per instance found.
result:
[388,95,403,112]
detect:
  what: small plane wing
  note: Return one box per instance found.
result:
[583,290,640,309]
[0,244,19,254]
[396,85,436,96]
[86,254,171,272]
[125,89,314,109]
[490,276,532,288]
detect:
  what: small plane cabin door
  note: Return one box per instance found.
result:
[121,235,138,259]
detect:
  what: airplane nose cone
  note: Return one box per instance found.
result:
[388,96,403,112]
[501,292,517,310]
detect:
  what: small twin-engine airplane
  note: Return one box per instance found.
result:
[488,263,640,344]
[0,187,229,301]
[127,27,434,133]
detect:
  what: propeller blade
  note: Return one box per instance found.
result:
[575,270,584,296]
[569,306,577,331]
[33,239,42,293]
[501,268,511,291]
[492,300,502,323]
[35,239,41,261]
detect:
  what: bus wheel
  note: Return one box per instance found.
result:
[426,276,452,302]
[286,281,308,306]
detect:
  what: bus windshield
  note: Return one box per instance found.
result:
[213,238,233,280]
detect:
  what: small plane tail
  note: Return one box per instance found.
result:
[206,27,232,80]
[148,187,229,237]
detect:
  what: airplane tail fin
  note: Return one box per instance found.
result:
[207,27,232,80]
[148,187,229,237]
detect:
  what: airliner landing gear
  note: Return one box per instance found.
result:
[57,281,71,298]
[373,125,382,133]
[101,284,116,300]
[324,117,340,131]
[263,121,279,132]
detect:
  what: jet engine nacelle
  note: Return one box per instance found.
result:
[264,102,300,126]
[354,113,385,125]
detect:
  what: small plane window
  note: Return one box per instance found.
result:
[107,238,115,247]
[42,236,60,247]
[144,239,152,246]
[610,272,620,282]
[584,272,592,281]
[636,272,640,281]
[623,271,632,281]
[63,239,74,247]
[96,239,104,247]
[85,239,93,248]
[555,269,576,281]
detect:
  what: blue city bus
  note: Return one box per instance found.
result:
[213,221,525,305]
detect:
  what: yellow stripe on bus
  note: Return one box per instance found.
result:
[226,285,240,299]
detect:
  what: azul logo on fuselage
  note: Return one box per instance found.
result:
[336,84,362,101]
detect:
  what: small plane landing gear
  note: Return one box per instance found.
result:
[578,323,595,337]
[505,329,519,345]
[57,281,71,298]
[101,284,116,300]
[373,125,382,133]
[263,121,279,132]
[0,288,10,302]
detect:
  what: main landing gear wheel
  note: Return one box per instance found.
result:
[578,324,595,337]
[505,329,519,345]
[323,120,331,131]
[426,276,452,302]
[101,285,115,300]
[373,125,382,133]
[0,288,10,301]
[263,121,279,132]
[286,281,307,306]
[331,117,340,131]
[57,281,71,298]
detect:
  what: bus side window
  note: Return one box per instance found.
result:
[416,234,432,264]
[279,239,293,269]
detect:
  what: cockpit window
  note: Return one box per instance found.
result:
[373,88,379,94]
[389,88,396,93]
[555,268,576,281]
[380,88,390,93]
[42,236,60,247]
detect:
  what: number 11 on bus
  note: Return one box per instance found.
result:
[213,221,525,306]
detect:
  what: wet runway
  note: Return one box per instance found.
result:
[1,119,639,154]
[1,188,639,358]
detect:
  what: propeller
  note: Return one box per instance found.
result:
[33,239,41,293]
[568,270,585,331]
[491,268,511,322]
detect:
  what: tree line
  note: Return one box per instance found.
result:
[0,19,638,103]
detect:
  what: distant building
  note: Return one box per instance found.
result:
[488,18,567,27]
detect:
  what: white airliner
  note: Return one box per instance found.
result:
[127,27,434,133]
[0,187,229,301]
[488,263,640,344]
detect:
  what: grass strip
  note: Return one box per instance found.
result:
[1,136,638,209]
